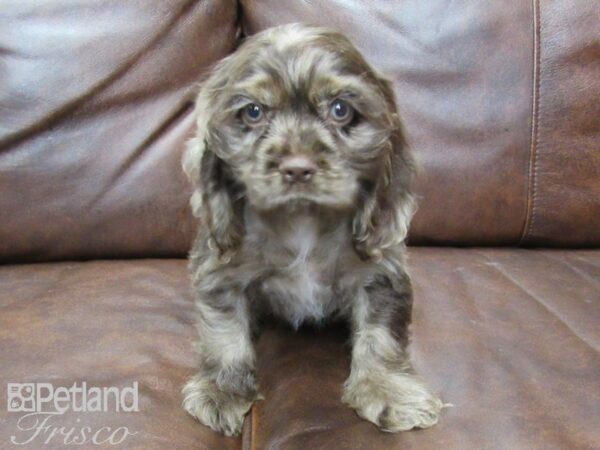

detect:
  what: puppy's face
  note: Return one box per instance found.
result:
[185,24,414,259]
[196,25,397,210]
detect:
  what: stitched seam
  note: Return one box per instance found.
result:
[520,0,541,244]
[249,400,258,450]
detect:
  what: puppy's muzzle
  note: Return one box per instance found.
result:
[279,155,317,184]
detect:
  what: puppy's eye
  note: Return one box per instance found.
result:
[241,103,265,126]
[329,99,353,125]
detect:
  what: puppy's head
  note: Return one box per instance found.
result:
[184,24,415,260]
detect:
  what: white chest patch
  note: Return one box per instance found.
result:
[262,217,337,328]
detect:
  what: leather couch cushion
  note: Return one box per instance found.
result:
[0,0,238,262]
[241,0,600,247]
[2,1,599,264]
[1,249,598,448]
[249,249,600,449]
[519,0,600,246]
[0,260,240,450]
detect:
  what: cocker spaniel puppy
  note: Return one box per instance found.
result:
[182,23,443,436]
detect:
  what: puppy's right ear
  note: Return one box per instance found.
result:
[183,76,244,256]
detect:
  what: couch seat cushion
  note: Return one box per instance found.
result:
[1,249,598,449]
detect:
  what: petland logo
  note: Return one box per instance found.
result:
[7,382,139,446]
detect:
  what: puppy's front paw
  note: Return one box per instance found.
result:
[182,372,259,437]
[342,372,443,432]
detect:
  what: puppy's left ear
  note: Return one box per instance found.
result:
[352,76,416,261]
[183,135,244,257]
[182,85,245,257]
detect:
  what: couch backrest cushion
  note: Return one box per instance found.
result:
[241,0,600,247]
[520,0,600,246]
[0,0,238,261]
[1,0,599,262]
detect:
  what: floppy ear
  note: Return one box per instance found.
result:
[352,76,416,261]
[182,74,245,257]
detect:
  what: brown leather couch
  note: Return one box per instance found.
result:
[1,1,599,449]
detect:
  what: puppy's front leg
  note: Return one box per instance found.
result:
[343,273,443,432]
[182,285,259,436]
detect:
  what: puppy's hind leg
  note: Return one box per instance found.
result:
[342,273,444,432]
[182,286,259,437]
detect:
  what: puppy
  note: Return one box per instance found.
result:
[182,23,443,436]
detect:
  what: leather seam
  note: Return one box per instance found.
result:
[520,0,541,244]
[249,400,258,450]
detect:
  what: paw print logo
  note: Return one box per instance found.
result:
[7,383,36,412]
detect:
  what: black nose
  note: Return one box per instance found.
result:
[279,156,317,183]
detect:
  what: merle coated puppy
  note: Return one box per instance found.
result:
[182,23,443,436]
